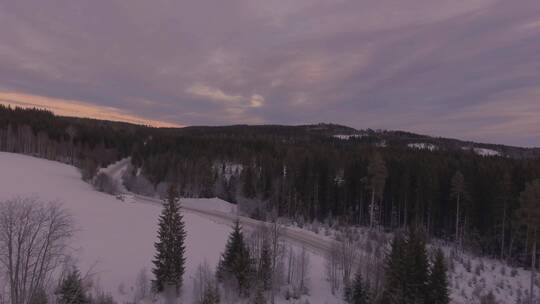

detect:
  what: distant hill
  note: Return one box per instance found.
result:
[162,123,540,159]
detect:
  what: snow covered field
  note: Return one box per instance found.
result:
[0,152,339,304]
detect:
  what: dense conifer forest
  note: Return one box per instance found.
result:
[2,105,540,264]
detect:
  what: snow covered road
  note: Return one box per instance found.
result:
[105,157,335,256]
[133,194,334,255]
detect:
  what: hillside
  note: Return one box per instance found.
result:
[0,152,339,304]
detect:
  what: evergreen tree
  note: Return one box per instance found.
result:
[217,219,254,296]
[451,171,466,246]
[56,269,88,304]
[152,185,187,294]
[252,284,266,304]
[367,152,387,229]
[404,229,429,304]
[381,234,407,304]
[427,249,450,304]
[242,165,257,199]
[345,269,370,304]
[519,179,540,304]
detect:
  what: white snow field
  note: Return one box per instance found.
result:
[0,152,339,304]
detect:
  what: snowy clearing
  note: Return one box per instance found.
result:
[407,143,438,151]
[0,152,340,304]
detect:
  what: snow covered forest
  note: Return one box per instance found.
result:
[1,106,540,304]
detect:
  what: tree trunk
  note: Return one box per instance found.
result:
[455,194,460,247]
[530,230,537,304]
[403,199,408,228]
[501,202,506,260]
[370,189,375,229]
[163,284,177,304]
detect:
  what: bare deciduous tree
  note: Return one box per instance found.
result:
[0,197,74,304]
[192,262,219,304]
[326,241,341,295]
[133,268,150,303]
[338,232,358,286]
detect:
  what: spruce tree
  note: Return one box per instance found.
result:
[404,229,429,304]
[152,185,186,294]
[367,152,387,229]
[427,249,450,304]
[381,234,407,304]
[56,269,88,304]
[252,284,266,304]
[451,171,466,246]
[217,219,253,296]
[519,179,540,304]
[346,269,370,304]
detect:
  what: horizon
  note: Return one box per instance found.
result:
[4,103,539,149]
[1,1,540,146]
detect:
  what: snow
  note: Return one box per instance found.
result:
[4,152,532,304]
[473,147,501,157]
[462,147,501,157]
[0,152,340,304]
[333,134,364,140]
[0,152,231,303]
[407,143,438,151]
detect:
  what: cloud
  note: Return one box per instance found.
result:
[186,83,265,109]
[249,95,264,108]
[0,91,181,128]
[0,0,540,145]
[186,84,243,103]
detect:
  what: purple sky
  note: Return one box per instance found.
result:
[1,0,540,146]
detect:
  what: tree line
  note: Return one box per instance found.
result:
[2,106,539,265]
[129,126,540,266]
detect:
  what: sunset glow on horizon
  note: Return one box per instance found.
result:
[0,91,182,128]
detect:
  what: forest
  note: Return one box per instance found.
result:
[1,105,540,265]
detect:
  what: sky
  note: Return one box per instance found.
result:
[1,1,540,146]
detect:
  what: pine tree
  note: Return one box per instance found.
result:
[367,152,387,229]
[381,234,407,304]
[345,269,370,304]
[243,165,257,199]
[217,219,254,296]
[404,229,429,304]
[427,249,450,304]
[252,284,266,304]
[56,269,88,304]
[258,237,272,291]
[152,185,187,294]
[451,171,466,246]
[519,179,540,304]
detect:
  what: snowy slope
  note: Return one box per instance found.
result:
[0,152,340,304]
